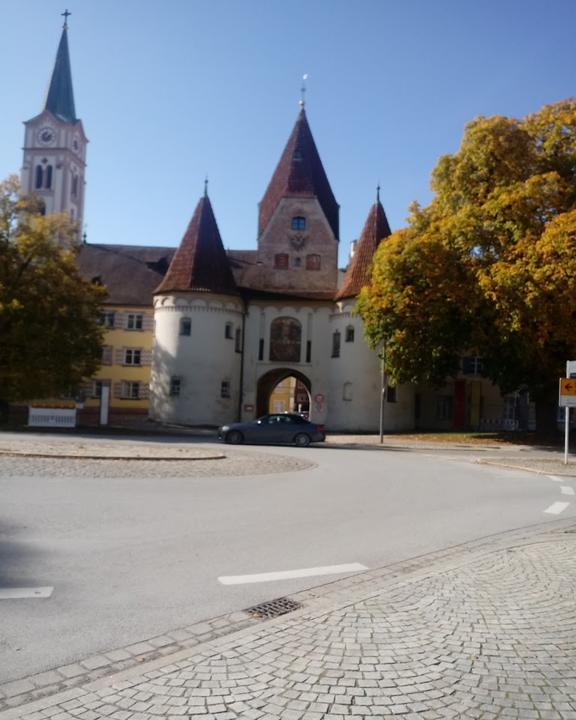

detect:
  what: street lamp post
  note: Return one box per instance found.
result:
[379,345,387,444]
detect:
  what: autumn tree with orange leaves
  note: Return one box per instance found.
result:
[357,100,576,434]
[0,176,104,413]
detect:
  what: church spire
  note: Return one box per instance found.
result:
[44,17,77,122]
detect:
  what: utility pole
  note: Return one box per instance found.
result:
[379,344,387,444]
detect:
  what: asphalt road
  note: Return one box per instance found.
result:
[0,439,574,683]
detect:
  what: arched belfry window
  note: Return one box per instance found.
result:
[269,317,302,362]
[45,165,53,189]
[35,166,43,189]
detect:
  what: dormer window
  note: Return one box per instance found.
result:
[291,216,306,231]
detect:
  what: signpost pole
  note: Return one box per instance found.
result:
[562,360,576,466]
[565,407,570,466]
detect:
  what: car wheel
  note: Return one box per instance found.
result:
[227,430,243,444]
[294,433,311,447]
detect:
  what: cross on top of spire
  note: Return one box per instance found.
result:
[61,9,71,28]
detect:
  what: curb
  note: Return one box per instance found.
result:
[0,451,226,461]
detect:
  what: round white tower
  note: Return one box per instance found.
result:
[149,193,243,426]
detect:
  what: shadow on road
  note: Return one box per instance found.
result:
[0,519,47,588]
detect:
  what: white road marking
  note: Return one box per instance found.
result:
[219,562,368,585]
[544,502,570,515]
[561,486,575,496]
[0,587,53,599]
[548,475,564,483]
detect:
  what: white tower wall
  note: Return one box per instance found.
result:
[328,301,415,432]
[240,301,333,424]
[150,293,243,426]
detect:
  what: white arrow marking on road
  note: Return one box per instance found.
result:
[561,486,575,496]
[219,563,368,585]
[544,502,570,515]
[0,587,53,599]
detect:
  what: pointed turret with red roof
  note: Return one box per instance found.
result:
[155,189,237,296]
[335,190,392,300]
[259,107,339,240]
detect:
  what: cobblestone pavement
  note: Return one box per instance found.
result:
[0,450,315,479]
[2,520,576,719]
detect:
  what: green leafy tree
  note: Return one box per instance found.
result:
[357,100,576,434]
[0,176,104,411]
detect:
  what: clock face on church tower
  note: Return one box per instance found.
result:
[37,127,55,145]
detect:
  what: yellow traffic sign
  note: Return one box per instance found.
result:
[560,378,576,396]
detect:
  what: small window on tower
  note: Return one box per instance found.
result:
[71,174,78,198]
[35,166,43,189]
[179,317,191,336]
[345,326,355,343]
[169,376,181,397]
[291,216,306,231]
[274,253,289,269]
[225,322,233,339]
[306,254,321,271]
[331,330,341,358]
[221,381,231,399]
[45,165,53,189]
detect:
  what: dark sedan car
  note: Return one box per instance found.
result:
[218,413,325,447]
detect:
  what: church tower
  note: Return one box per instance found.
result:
[20,12,87,232]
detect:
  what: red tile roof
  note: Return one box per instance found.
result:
[258,109,339,239]
[335,200,391,300]
[155,195,237,295]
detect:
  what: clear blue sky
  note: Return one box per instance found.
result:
[1,0,574,266]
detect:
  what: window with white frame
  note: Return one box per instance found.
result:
[121,381,140,399]
[126,313,143,330]
[91,380,103,399]
[100,312,115,328]
[124,348,142,365]
[101,345,113,365]
[345,326,355,343]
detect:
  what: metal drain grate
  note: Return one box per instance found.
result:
[245,597,302,619]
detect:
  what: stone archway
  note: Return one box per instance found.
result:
[256,369,311,418]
